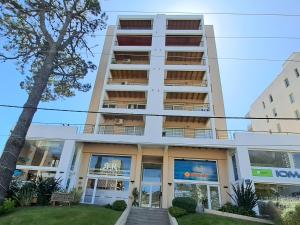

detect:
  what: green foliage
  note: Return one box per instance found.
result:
[36,177,61,205]
[69,188,83,204]
[0,0,108,101]
[229,181,258,214]
[132,187,139,206]
[257,201,281,222]
[219,202,256,217]
[104,204,112,209]
[0,198,15,216]
[112,200,127,211]
[281,204,300,225]
[15,182,36,207]
[172,197,197,213]
[168,206,187,218]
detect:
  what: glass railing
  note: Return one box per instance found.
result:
[162,128,213,139]
[164,103,210,112]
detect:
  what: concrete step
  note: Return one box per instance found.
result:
[125,207,170,225]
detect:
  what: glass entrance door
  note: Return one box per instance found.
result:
[140,164,162,208]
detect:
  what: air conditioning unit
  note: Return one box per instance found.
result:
[115,119,124,125]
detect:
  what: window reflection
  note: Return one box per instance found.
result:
[249,150,290,168]
[17,140,64,167]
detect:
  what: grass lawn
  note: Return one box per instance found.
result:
[0,204,122,225]
[177,213,267,225]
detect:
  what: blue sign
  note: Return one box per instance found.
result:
[276,170,300,179]
[174,159,218,182]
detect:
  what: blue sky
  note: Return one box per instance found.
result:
[0,0,300,152]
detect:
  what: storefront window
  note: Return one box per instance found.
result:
[13,169,56,181]
[210,186,220,210]
[174,183,208,208]
[89,155,131,177]
[292,153,300,169]
[17,140,64,168]
[232,155,239,181]
[255,183,300,200]
[249,150,290,168]
[174,159,218,182]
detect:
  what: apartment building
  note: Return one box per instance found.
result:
[248,52,300,133]
[12,15,300,212]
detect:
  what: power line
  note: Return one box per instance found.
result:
[104,10,300,17]
[0,103,300,121]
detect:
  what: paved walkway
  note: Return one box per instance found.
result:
[125,207,171,225]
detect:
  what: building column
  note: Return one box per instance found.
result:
[162,147,169,208]
[68,144,83,191]
[55,140,76,189]
[134,146,143,191]
[235,147,259,214]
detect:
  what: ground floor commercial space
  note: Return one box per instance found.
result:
[75,143,231,209]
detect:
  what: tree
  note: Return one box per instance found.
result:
[0,0,107,203]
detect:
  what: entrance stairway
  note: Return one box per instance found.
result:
[125,207,171,225]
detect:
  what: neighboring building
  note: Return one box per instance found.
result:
[12,15,300,211]
[248,52,300,133]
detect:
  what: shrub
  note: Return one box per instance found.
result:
[112,200,127,211]
[36,177,61,205]
[219,202,256,217]
[229,181,258,215]
[104,204,112,209]
[281,204,300,225]
[0,198,16,216]
[168,206,187,218]
[258,201,281,222]
[132,187,139,207]
[69,188,83,204]
[15,182,36,207]
[172,197,197,213]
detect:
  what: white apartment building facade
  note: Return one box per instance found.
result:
[248,52,300,133]
[12,15,300,211]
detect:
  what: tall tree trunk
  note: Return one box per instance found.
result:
[0,49,57,203]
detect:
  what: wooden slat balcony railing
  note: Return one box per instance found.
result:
[107,78,148,85]
[98,125,144,136]
[164,79,208,87]
[164,103,210,112]
[162,128,213,139]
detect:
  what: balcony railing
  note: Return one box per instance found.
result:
[165,58,206,66]
[111,58,150,65]
[102,101,146,109]
[98,125,144,136]
[164,103,210,112]
[164,80,208,87]
[162,128,213,139]
[107,78,148,85]
[165,41,205,47]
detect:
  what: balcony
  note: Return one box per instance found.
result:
[162,116,212,139]
[115,35,152,46]
[164,92,209,112]
[166,20,202,30]
[118,19,152,30]
[98,114,145,136]
[107,70,148,85]
[164,71,207,87]
[112,51,150,65]
[166,35,203,47]
[102,91,147,110]
[165,52,205,65]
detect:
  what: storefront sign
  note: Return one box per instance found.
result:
[174,159,218,182]
[252,167,300,180]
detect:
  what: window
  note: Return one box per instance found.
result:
[289,93,295,104]
[272,108,277,117]
[14,169,56,181]
[164,128,184,137]
[269,94,273,103]
[276,123,282,132]
[17,140,64,167]
[284,78,290,87]
[292,153,300,169]
[232,155,239,181]
[103,104,116,108]
[255,183,300,200]
[295,68,300,78]
[89,155,131,177]
[99,125,114,134]
[262,101,266,109]
[295,110,300,119]
[195,129,212,139]
[249,150,290,168]
[128,104,146,109]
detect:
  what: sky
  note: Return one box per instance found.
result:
[0,0,300,152]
